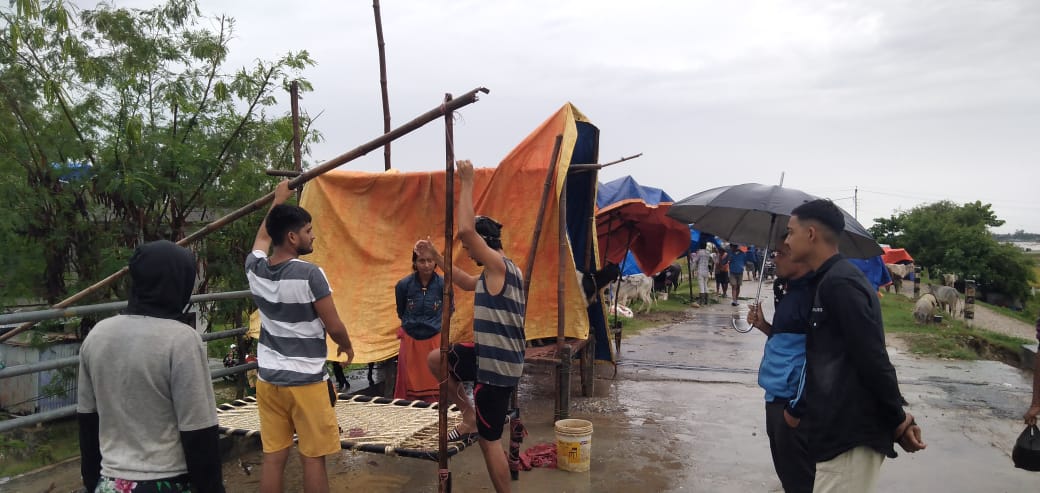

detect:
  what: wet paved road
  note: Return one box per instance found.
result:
[4,296,1038,492]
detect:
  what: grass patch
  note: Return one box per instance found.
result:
[0,417,80,477]
[881,293,1031,364]
[611,280,705,337]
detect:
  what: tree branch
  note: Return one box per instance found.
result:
[182,63,276,210]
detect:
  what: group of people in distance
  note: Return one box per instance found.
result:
[73,167,1037,493]
[690,242,763,308]
[76,159,525,493]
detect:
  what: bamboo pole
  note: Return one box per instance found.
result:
[509,133,562,482]
[555,174,570,421]
[437,93,455,493]
[566,152,643,173]
[0,87,490,343]
[290,80,303,201]
[373,0,392,171]
[521,135,564,294]
[581,131,600,397]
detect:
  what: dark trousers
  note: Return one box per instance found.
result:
[765,400,814,493]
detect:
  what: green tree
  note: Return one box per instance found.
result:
[870,201,1035,300]
[0,0,320,320]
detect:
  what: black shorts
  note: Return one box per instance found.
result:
[447,343,514,441]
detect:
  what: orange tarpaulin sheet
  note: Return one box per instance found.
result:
[249,104,593,364]
[882,247,914,265]
[596,203,690,276]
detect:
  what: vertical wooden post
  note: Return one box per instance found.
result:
[582,168,599,397]
[913,265,922,299]
[373,0,392,170]
[522,136,564,295]
[964,279,976,323]
[437,93,455,493]
[687,249,695,304]
[290,81,303,202]
[555,175,570,422]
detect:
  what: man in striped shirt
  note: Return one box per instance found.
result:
[417,159,525,493]
[246,180,354,493]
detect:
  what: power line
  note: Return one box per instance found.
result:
[857,188,1040,210]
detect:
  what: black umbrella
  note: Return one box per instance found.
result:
[666,183,882,258]
[667,183,882,332]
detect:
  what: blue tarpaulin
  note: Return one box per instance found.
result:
[597,176,674,209]
[849,256,894,291]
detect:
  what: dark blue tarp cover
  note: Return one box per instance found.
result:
[597,176,674,209]
[849,256,894,291]
[565,121,613,362]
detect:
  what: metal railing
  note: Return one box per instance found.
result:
[0,291,253,434]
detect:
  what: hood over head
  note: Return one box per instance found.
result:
[126,240,196,319]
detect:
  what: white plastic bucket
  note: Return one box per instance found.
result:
[555,419,593,472]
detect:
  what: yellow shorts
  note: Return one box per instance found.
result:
[256,380,340,457]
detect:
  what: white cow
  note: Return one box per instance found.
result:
[913,293,939,324]
[616,274,655,313]
[930,285,961,318]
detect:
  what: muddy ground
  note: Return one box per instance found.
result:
[3,282,1037,492]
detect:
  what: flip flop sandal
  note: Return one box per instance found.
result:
[447,426,480,442]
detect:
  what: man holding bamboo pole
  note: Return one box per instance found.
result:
[417,159,526,493]
[246,180,354,493]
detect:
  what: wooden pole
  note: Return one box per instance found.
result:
[687,249,695,303]
[290,80,303,202]
[437,93,455,493]
[555,175,571,421]
[566,152,643,173]
[0,87,490,343]
[580,133,600,397]
[373,0,392,171]
[508,133,562,481]
[521,135,564,294]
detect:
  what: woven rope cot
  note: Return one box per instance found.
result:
[217,394,475,460]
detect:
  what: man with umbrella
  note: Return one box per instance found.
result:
[783,199,925,492]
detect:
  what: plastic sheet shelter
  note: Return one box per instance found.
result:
[882,247,914,265]
[595,176,689,276]
[250,104,613,364]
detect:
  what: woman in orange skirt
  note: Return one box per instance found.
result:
[393,249,449,402]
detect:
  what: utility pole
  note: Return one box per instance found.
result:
[854,186,858,219]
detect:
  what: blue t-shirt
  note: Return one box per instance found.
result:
[728,250,749,274]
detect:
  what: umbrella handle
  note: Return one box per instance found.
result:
[730,215,777,333]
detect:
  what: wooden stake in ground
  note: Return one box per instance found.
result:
[437,93,455,493]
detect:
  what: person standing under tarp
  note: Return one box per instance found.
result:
[394,249,449,403]
[246,180,355,493]
[748,243,815,493]
[78,240,224,493]
[417,159,526,493]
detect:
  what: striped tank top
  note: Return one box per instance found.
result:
[473,257,526,387]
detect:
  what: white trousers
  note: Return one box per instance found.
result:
[813,446,884,493]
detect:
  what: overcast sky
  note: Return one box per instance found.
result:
[107,0,1040,234]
